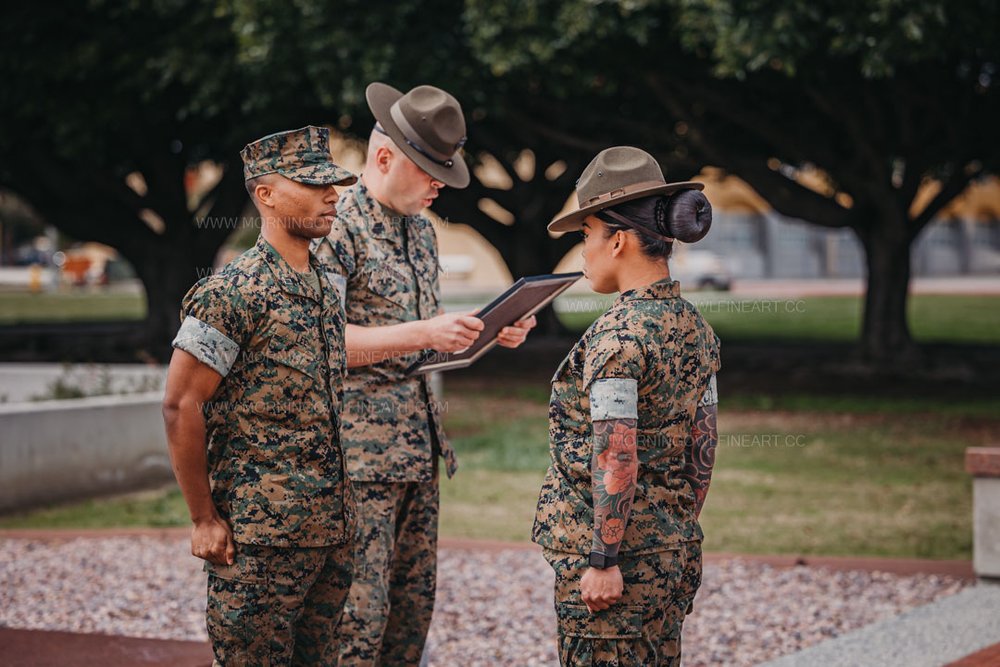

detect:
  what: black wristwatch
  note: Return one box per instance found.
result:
[589,551,619,569]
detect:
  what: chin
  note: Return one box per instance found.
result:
[586,275,616,295]
[301,220,333,239]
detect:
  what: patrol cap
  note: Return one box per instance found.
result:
[241,125,357,186]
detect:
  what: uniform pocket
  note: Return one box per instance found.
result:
[557,602,653,666]
[264,334,319,379]
[245,335,324,420]
[557,602,644,639]
[366,265,412,311]
[205,552,272,665]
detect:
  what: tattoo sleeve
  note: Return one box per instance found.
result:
[591,417,639,558]
[682,403,718,518]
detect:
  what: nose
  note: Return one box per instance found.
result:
[430,179,444,191]
[325,185,340,204]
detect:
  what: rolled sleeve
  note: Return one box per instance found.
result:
[698,373,718,407]
[173,275,250,377]
[172,315,240,377]
[590,378,639,421]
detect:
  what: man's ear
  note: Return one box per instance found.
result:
[254,181,275,209]
[375,145,393,174]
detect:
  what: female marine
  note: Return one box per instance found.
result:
[533,146,720,666]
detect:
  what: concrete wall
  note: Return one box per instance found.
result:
[0,392,172,513]
[973,478,1000,580]
[0,363,166,403]
[693,214,1000,280]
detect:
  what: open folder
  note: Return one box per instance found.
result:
[405,272,583,375]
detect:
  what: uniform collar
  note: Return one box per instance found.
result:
[617,278,681,303]
[351,180,427,243]
[256,234,323,301]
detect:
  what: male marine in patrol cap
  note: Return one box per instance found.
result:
[163,125,358,666]
[313,84,536,666]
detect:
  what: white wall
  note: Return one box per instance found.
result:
[0,392,172,512]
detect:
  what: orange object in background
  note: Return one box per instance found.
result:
[61,255,91,286]
[28,264,43,293]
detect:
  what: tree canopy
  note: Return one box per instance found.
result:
[1,0,996,364]
[464,0,1000,362]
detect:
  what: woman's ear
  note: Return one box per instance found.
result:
[610,230,627,258]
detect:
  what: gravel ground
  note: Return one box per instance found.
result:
[0,537,969,666]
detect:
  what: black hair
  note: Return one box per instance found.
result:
[245,175,263,198]
[596,190,712,261]
[245,173,280,200]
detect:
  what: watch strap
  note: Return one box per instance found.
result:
[588,551,619,569]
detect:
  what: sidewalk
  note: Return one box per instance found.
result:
[0,628,212,667]
[759,582,1000,667]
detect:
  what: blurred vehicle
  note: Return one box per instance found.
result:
[55,243,120,286]
[671,249,733,291]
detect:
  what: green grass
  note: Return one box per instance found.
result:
[440,469,545,542]
[0,290,145,324]
[559,294,1000,344]
[700,412,974,558]
[0,485,188,529]
[2,381,985,560]
[1,290,997,345]
[721,393,1000,419]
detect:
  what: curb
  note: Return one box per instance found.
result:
[0,528,974,580]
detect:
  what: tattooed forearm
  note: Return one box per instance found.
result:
[682,404,718,518]
[591,418,639,558]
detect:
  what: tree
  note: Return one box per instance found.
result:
[0,0,461,358]
[464,0,1000,364]
[0,0,598,354]
[2,2,269,358]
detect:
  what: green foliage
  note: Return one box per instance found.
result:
[559,295,1000,344]
[0,291,146,324]
[675,0,992,79]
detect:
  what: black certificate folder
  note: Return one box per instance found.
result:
[406,272,583,375]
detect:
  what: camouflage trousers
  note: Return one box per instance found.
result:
[337,474,439,666]
[205,541,353,667]
[543,541,702,667]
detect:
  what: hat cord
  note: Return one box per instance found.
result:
[374,124,465,169]
[601,209,675,243]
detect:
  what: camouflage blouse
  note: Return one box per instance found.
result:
[314,182,456,483]
[533,279,720,555]
[172,235,354,548]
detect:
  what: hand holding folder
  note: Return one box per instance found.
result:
[406,272,582,375]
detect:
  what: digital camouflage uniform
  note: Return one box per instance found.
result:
[173,173,356,663]
[533,278,720,666]
[313,181,456,667]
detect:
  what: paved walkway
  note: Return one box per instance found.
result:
[0,628,212,666]
[760,582,1000,667]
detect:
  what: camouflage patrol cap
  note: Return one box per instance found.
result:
[241,125,357,186]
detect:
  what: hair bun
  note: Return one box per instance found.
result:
[662,190,712,243]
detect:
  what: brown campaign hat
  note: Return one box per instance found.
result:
[548,146,702,232]
[366,82,470,189]
[241,125,357,186]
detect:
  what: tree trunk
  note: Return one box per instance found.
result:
[435,173,579,338]
[855,213,919,367]
[124,231,224,363]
